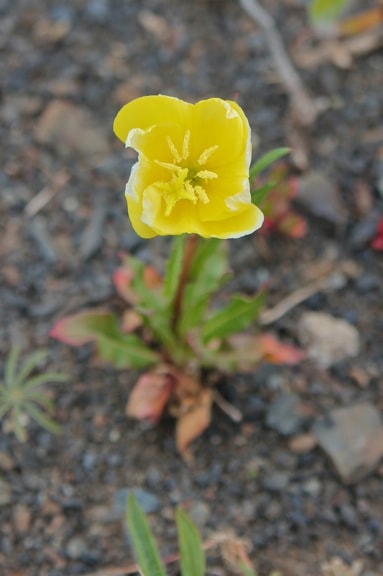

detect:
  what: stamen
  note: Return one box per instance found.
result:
[197,145,219,165]
[196,169,218,180]
[155,160,180,171]
[167,136,181,163]
[182,130,190,160]
[195,186,209,204]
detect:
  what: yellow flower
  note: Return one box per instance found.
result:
[114,95,264,238]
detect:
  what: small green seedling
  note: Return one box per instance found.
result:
[0,347,67,441]
[126,494,264,576]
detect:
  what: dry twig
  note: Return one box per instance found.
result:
[239,0,316,126]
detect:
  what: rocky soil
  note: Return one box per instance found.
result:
[0,1,383,575]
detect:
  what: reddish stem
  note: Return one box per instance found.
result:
[171,234,199,333]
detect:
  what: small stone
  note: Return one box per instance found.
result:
[34,100,110,164]
[303,477,322,497]
[349,213,381,249]
[288,433,317,454]
[13,504,32,533]
[113,488,160,517]
[298,312,360,369]
[0,478,12,506]
[266,394,308,436]
[262,472,290,492]
[187,500,210,528]
[66,536,87,560]
[314,403,383,483]
[296,171,347,225]
[0,452,14,471]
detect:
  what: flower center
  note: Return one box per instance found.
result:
[152,131,218,216]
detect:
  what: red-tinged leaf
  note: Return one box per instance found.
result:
[371,219,383,251]
[113,267,137,304]
[339,8,383,37]
[258,333,305,365]
[143,265,163,289]
[278,212,308,239]
[50,310,159,368]
[50,309,113,345]
[126,366,175,423]
[176,389,212,458]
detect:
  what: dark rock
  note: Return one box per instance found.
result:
[266,394,307,436]
[349,213,381,249]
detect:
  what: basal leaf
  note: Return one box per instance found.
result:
[50,310,159,369]
[164,235,186,302]
[202,293,265,344]
[126,494,166,576]
[176,507,206,576]
[249,148,290,181]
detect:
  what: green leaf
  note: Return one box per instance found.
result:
[4,347,21,388]
[15,350,47,387]
[238,563,258,576]
[23,392,55,414]
[179,239,228,334]
[51,310,159,369]
[164,235,186,303]
[176,507,205,576]
[308,0,350,24]
[13,407,27,442]
[24,403,61,435]
[22,372,68,392]
[251,182,276,206]
[126,258,176,349]
[202,293,265,344]
[126,494,166,576]
[249,148,290,181]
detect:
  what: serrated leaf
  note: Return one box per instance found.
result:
[164,235,186,302]
[50,310,159,369]
[308,0,350,24]
[202,293,265,344]
[126,494,166,576]
[176,507,206,576]
[249,148,290,181]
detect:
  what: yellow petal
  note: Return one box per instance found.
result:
[199,203,264,239]
[113,94,192,144]
[190,98,250,168]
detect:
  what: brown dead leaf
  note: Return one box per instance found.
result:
[176,388,212,458]
[127,366,175,423]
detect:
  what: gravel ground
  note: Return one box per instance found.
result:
[1,1,383,575]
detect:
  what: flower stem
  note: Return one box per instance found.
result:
[171,234,199,334]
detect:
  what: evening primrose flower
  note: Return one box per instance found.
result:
[114,95,264,238]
